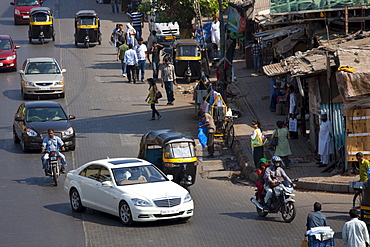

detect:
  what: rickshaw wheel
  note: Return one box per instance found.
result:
[225,125,235,148]
[186,76,191,84]
[29,37,32,43]
[74,40,78,46]
[52,34,55,41]
[40,38,44,45]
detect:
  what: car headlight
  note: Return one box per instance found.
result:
[184,193,192,203]
[64,127,74,136]
[131,198,152,207]
[15,9,20,15]
[6,55,16,60]
[26,129,37,137]
[55,81,64,85]
[23,81,34,86]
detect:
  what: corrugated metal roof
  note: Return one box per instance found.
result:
[248,0,270,20]
[254,25,304,40]
[336,47,370,73]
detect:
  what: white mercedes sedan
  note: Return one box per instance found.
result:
[64,158,194,226]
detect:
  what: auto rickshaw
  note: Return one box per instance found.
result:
[138,130,198,189]
[74,10,101,48]
[28,7,54,44]
[171,39,202,83]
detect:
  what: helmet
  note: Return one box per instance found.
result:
[271,156,282,167]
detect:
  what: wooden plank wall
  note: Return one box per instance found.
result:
[346,109,370,161]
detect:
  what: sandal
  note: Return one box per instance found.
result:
[157,115,161,120]
[150,118,155,121]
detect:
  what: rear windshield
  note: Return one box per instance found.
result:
[16,0,39,7]
[31,13,51,22]
[78,17,96,26]
[177,46,199,57]
[164,142,195,158]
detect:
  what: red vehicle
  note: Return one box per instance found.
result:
[10,0,43,25]
[0,35,20,71]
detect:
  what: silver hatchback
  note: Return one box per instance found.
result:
[19,57,66,99]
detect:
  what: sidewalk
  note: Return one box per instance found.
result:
[203,50,358,193]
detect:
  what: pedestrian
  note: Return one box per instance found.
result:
[251,40,262,73]
[147,30,157,52]
[317,111,333,167]
[135,37,148,82]
[356,152,370,182]
[116,40,129,77]
[145,78,161,120]
[126,23,136,45]
[210,16,220,58]
[342,208,370,247]
[149,41,163,80]
[198,110,216,157]
[123,43,138,83]
[306,202,327,230]
[271,121,292,168]
[111,24,126,52]
[110,0,120,13]
[251,120,264,167]
[287,85,297,119]
[127,11,144,40]
[161,58,177,105]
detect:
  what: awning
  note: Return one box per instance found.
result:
[254,25,304,41]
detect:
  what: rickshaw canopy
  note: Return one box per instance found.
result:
[30,7,53,16]
[172,39,202,60]
[30,7,53,25]
[75,10,99,18]
[139,129,195,148]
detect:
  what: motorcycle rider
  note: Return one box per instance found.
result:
[263,156,295,209]
[41,128,67,175]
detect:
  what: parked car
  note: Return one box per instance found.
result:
[13,101,76,152]
[18,57,66,99]
[0,35,20,71]
[64,158,194,226]
[10,0,43,25]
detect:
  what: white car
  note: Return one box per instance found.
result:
[64,158,194,226]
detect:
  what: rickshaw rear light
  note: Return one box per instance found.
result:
[194,162,199,166]
[164,163,180,168]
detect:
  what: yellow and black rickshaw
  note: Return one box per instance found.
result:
[171,39,202,83]
[28,7,54,44]
[74,10,101,48]
[138,130,198,189]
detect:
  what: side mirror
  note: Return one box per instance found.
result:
[102,181,113,187]
[15,116,24,121]
[18,70,24,74]
[68,115,75,120]
[167,174,174,181]
[61,69,66,73]
[15,45,20,49]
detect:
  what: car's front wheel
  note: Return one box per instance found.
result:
[119,201,133,226]
[13,127,20,143]
[70,188,86,212]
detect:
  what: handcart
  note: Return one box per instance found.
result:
[306,226,335,247]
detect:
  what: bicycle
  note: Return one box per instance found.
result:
[350,181,364,208]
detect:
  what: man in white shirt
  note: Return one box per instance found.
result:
[124,44,138,83]
[342,208,370,247]
[211,16,220,59]
[135,37,148,82]
[318,111,333,167]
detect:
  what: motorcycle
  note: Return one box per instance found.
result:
[44,150,62,186]
[250,179,298,223]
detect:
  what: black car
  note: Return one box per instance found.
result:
[13,101,76,152]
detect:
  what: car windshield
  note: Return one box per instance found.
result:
[26,107,68,122]
[164,142,195,158]
[177,45,199,57]
[78,17,96,26]
[0,39,11,51]
[112,165,167,186]
[31,13,50,22]
[25,62,61,74]
[16,0,39,6]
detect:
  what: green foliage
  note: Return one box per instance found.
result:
[139,0,229,28]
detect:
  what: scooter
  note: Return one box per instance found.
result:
[250,179,298,223]
[44,151,62,186]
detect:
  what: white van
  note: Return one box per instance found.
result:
[148,11,180,46]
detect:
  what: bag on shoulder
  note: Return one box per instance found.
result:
[251,136,263,147]
[249,169,259,182]
[155,90,162,99]
[271,129,279,147]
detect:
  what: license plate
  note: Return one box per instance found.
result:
[39,87,50,90]
[165,36,176,40]
[0,63,3,66]
[160,209,179,215]
[23,15,29,19]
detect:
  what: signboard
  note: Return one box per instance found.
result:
[270,0,370,14]
[226,7,246,34]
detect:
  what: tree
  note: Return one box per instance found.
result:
[139,0,228,30]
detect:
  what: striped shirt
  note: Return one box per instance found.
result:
[128,12,143,27]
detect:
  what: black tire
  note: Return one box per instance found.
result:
[281,201,296,223]
[29,37,32,43]
[225,125,235,148]
[52,34,55,41]
[40,38,44,45]
[70,189,86,212]
[69,145,76,151]
[21,137,29,152]
[85,42,89,48]
[60,92,65,98]
[257,206,268,217]
[186,76,191,84]
[13,127,20,143]
[119,201,133,226]
[353,190,362,208]
[52,165,58,186]
[75,40,78,46]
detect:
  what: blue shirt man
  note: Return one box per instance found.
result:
[306,202,327,230]
[41,129,67,174]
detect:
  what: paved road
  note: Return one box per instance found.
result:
[0,0,356,246]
